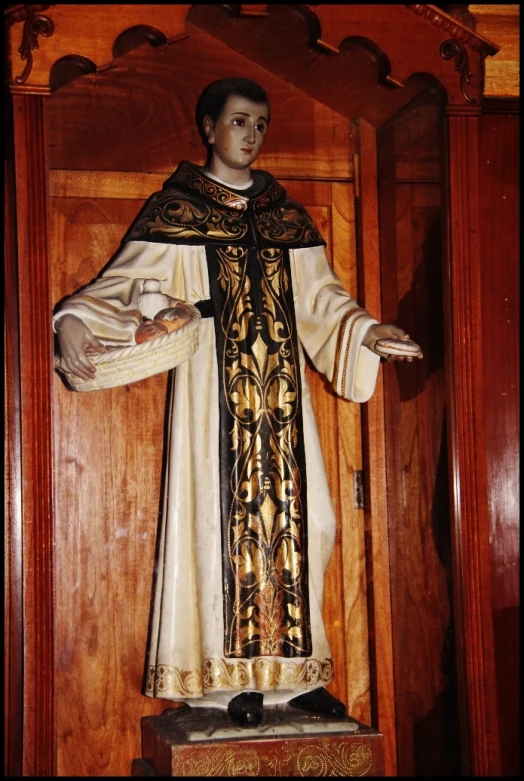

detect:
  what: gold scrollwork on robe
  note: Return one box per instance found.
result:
[210,245,312,659]
[146,657,334,697]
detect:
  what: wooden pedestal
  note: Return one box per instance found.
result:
[132,706,384,777]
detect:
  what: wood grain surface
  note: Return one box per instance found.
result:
[51,198,168,776]
[352,118,397,775]
[44,26,352,179]
[4,154,24,779]
[12,95,56,777]
[444,112,501,776]
[378,88,459,775]
[478,110,520,777]
[470,5,520,96]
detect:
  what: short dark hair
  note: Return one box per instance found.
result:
[195,78,270,148]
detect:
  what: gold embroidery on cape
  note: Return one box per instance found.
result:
[256,204,323,245]
[127,164,324,246]
[177,161,286,213]
[216,246,309,658]
[252,181,286,212]
[184,170,249,211]
[146,657,334,696]
[129,191,248,241]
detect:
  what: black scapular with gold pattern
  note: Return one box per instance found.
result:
[126,162,326,659]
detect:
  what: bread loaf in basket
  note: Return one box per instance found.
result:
[54,303,201,392]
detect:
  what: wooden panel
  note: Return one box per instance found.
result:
[386,181,457,776]
[331,182,370,725]
[376,88,460,775]
[49,171,336,201]
[309,4,496,102]
[51,196,168,777]
[470,5,520,97]
[478,111,519,777]
[353,118,396,776]
[44,27,352,180]
[394,99,443,184]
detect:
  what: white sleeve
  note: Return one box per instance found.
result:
[290,245,381,402]
[53,240,196,345]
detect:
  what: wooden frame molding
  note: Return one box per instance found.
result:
[4,120,24,781]
[443,109,501,776]
[11,94,56,777]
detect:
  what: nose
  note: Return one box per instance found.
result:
[243,124,256,145]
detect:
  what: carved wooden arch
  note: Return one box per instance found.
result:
[47,26,169,92]
[6,3,498,104]
[187,3,499,111]
[49,54,96,92]
[112,24,168,58]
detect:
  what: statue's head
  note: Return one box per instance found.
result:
[196,78,271,144]
[196,78,270,171]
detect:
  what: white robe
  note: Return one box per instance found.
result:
[54,240,380,709]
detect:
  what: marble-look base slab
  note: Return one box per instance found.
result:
[163,704,360,741]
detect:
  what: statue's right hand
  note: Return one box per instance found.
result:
[55,313,106,380]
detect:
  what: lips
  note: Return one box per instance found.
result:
[241,148,252,154]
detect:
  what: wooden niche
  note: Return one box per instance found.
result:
[49,47,447,776]
[5,3,510,779]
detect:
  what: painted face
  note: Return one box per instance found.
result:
[204,94,269,176]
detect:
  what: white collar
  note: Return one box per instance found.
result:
[204,170,254,190]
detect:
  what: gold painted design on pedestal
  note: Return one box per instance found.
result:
[266,744,294,776]
[181,746,259,776]
[297,741,373,776]
[178,740,374,777]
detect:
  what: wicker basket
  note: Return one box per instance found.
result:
[54,304,201,392]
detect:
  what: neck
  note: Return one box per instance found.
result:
[206,159,252,187]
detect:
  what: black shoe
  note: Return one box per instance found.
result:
[227,691,264,727]
[288,687,346,718]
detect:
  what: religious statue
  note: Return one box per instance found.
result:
[54,78,422,728]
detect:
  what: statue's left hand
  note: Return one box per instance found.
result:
[363,323,423,362]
